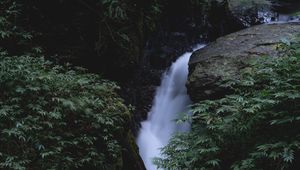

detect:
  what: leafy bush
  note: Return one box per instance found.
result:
[0,0,38,55]
[0,55,132,170]
[155,42,300,169]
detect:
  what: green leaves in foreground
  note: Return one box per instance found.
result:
[0,56,131,169]
[155,43,300,170]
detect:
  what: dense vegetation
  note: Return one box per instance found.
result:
[1,0,300,169]
[155,41,300,169]
[0,0,271,78]
[0,55,134,169]
[0,1,142,169]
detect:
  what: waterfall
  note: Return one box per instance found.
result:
[137,44,205,170]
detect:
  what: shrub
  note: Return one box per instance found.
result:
[0,55,132,170]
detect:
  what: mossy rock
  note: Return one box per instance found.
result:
[187,23,300,101]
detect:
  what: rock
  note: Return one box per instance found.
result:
[120,131,146,170]
[187,23,300,102]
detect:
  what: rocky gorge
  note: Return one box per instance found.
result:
[1,0,300,169]
[134,3,300,169]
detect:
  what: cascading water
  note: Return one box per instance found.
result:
[137,44,205,170]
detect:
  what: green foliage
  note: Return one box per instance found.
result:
[0,54,132,169]
[0,0,40,56]
[0,0,163,72]
[99,0,162,40]
[155,42,300,169]
[94,0,162,68]
[0,1,19,40]
[1,0,263,74]
[102,0,128,20]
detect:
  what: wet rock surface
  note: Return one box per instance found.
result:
[187,23,300,102]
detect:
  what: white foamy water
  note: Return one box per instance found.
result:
[137,44,205,170]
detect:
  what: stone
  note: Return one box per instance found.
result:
[187,23,300,102]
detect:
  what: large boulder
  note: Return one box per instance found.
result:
[187,23,300,102]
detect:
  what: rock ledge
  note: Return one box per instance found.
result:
[187,23,300,101]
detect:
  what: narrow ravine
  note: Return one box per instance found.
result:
[137,44,205,170]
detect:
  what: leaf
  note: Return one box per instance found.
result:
[282,148,294,163]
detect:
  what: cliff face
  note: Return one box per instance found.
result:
[187,23,300,102]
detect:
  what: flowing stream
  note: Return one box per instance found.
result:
[137,44,205,170]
